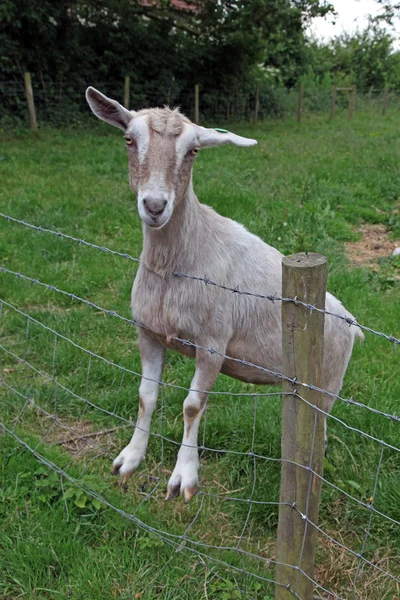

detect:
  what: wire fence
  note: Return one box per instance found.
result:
[1,76,400,129]
[1,213,399,599]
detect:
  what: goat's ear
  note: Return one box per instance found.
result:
[86,87,135,131]
[196,126,257,148]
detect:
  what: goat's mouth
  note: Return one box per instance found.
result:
[143,213,171,230]
[138,200,172,230]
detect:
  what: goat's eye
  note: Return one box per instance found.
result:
[124,135,134,146]
[189,148,199,156]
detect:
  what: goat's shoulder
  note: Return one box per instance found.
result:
[199,201,283,266]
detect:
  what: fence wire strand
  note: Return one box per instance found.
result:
[1,214,399,600]
[2,266,399,424]
[1,212,398,347]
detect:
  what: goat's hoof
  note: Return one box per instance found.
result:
[165,482,181,500]
[111,463,121,476]
[111,447,144,484]
[183,485,199,503]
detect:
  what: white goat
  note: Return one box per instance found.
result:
[86,87,363,502]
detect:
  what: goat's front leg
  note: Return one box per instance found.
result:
[166,347,224,503]
[112,330,165,484]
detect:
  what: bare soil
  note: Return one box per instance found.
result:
[345,224,400,268]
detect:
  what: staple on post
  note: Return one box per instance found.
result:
[275,252,327,600]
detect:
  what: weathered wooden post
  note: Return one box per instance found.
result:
[382,87,389,116]
[24,72,37,130]
[275,253,327,600]
[124,76,130,109]
[330,85,337,119]
[194,84,200,124]
[254,83,260,126]
[348,85,356,119]
[297,83,304,123]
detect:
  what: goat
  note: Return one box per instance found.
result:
[86,87,364,502]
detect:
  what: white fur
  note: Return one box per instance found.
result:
[86,89,363,501]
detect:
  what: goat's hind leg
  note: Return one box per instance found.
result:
[166,347,224,503]
[112,330,165,485]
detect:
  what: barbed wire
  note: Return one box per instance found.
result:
[0,424,302,599]
[2,387,397,598]
[2,265,399,425]
[1,217,399,598]
[1,348,398,595]
[1,213,398,347]
[3,391,397,597]
[1,298,399,528]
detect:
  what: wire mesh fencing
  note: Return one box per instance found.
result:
[0,213,399,599]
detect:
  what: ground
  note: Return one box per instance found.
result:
[0,110,399,600]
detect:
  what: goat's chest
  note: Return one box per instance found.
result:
[131,267,211,340]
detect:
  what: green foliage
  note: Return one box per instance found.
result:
[3,462,105,513]
[304,21,400,92]
[0,0,333,105]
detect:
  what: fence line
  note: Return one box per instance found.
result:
[2,75,400,129]
[2,297,399,525]
[2,324,398,528]
[2,265,399,425]
[1,212,398,347]
[2,311,399,596]
[1,218,399,597]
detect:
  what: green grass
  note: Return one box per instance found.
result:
[0,111,400,599]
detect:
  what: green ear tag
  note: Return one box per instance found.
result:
[214,128,229,133]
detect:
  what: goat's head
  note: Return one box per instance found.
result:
[86,87,257,229]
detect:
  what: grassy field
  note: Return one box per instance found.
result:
[1,110,400,600]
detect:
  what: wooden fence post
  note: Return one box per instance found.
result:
[254,83,260,126]
[382,87,389,116]
[124,76,130,109]
[275,252,327,600]
[330,85,337,119]
[297,83,304,123]
[24,72,37,130]
[194,84,200,124]
[348,84,356,118]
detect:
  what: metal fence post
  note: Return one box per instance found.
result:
[24,72,38,130]
[124,76,130,109]
[275,252,327,600]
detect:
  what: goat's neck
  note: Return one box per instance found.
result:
[142,181,202,276]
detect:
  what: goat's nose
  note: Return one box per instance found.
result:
[143,198,167,217]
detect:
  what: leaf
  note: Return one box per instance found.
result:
[346,480,363,493]
[74,495,88,508]
[63,487,76,499]
[92,498,102,510]
[324,457,336,474]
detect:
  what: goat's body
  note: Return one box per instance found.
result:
[86,91,362,500]
[132,186,362,402]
